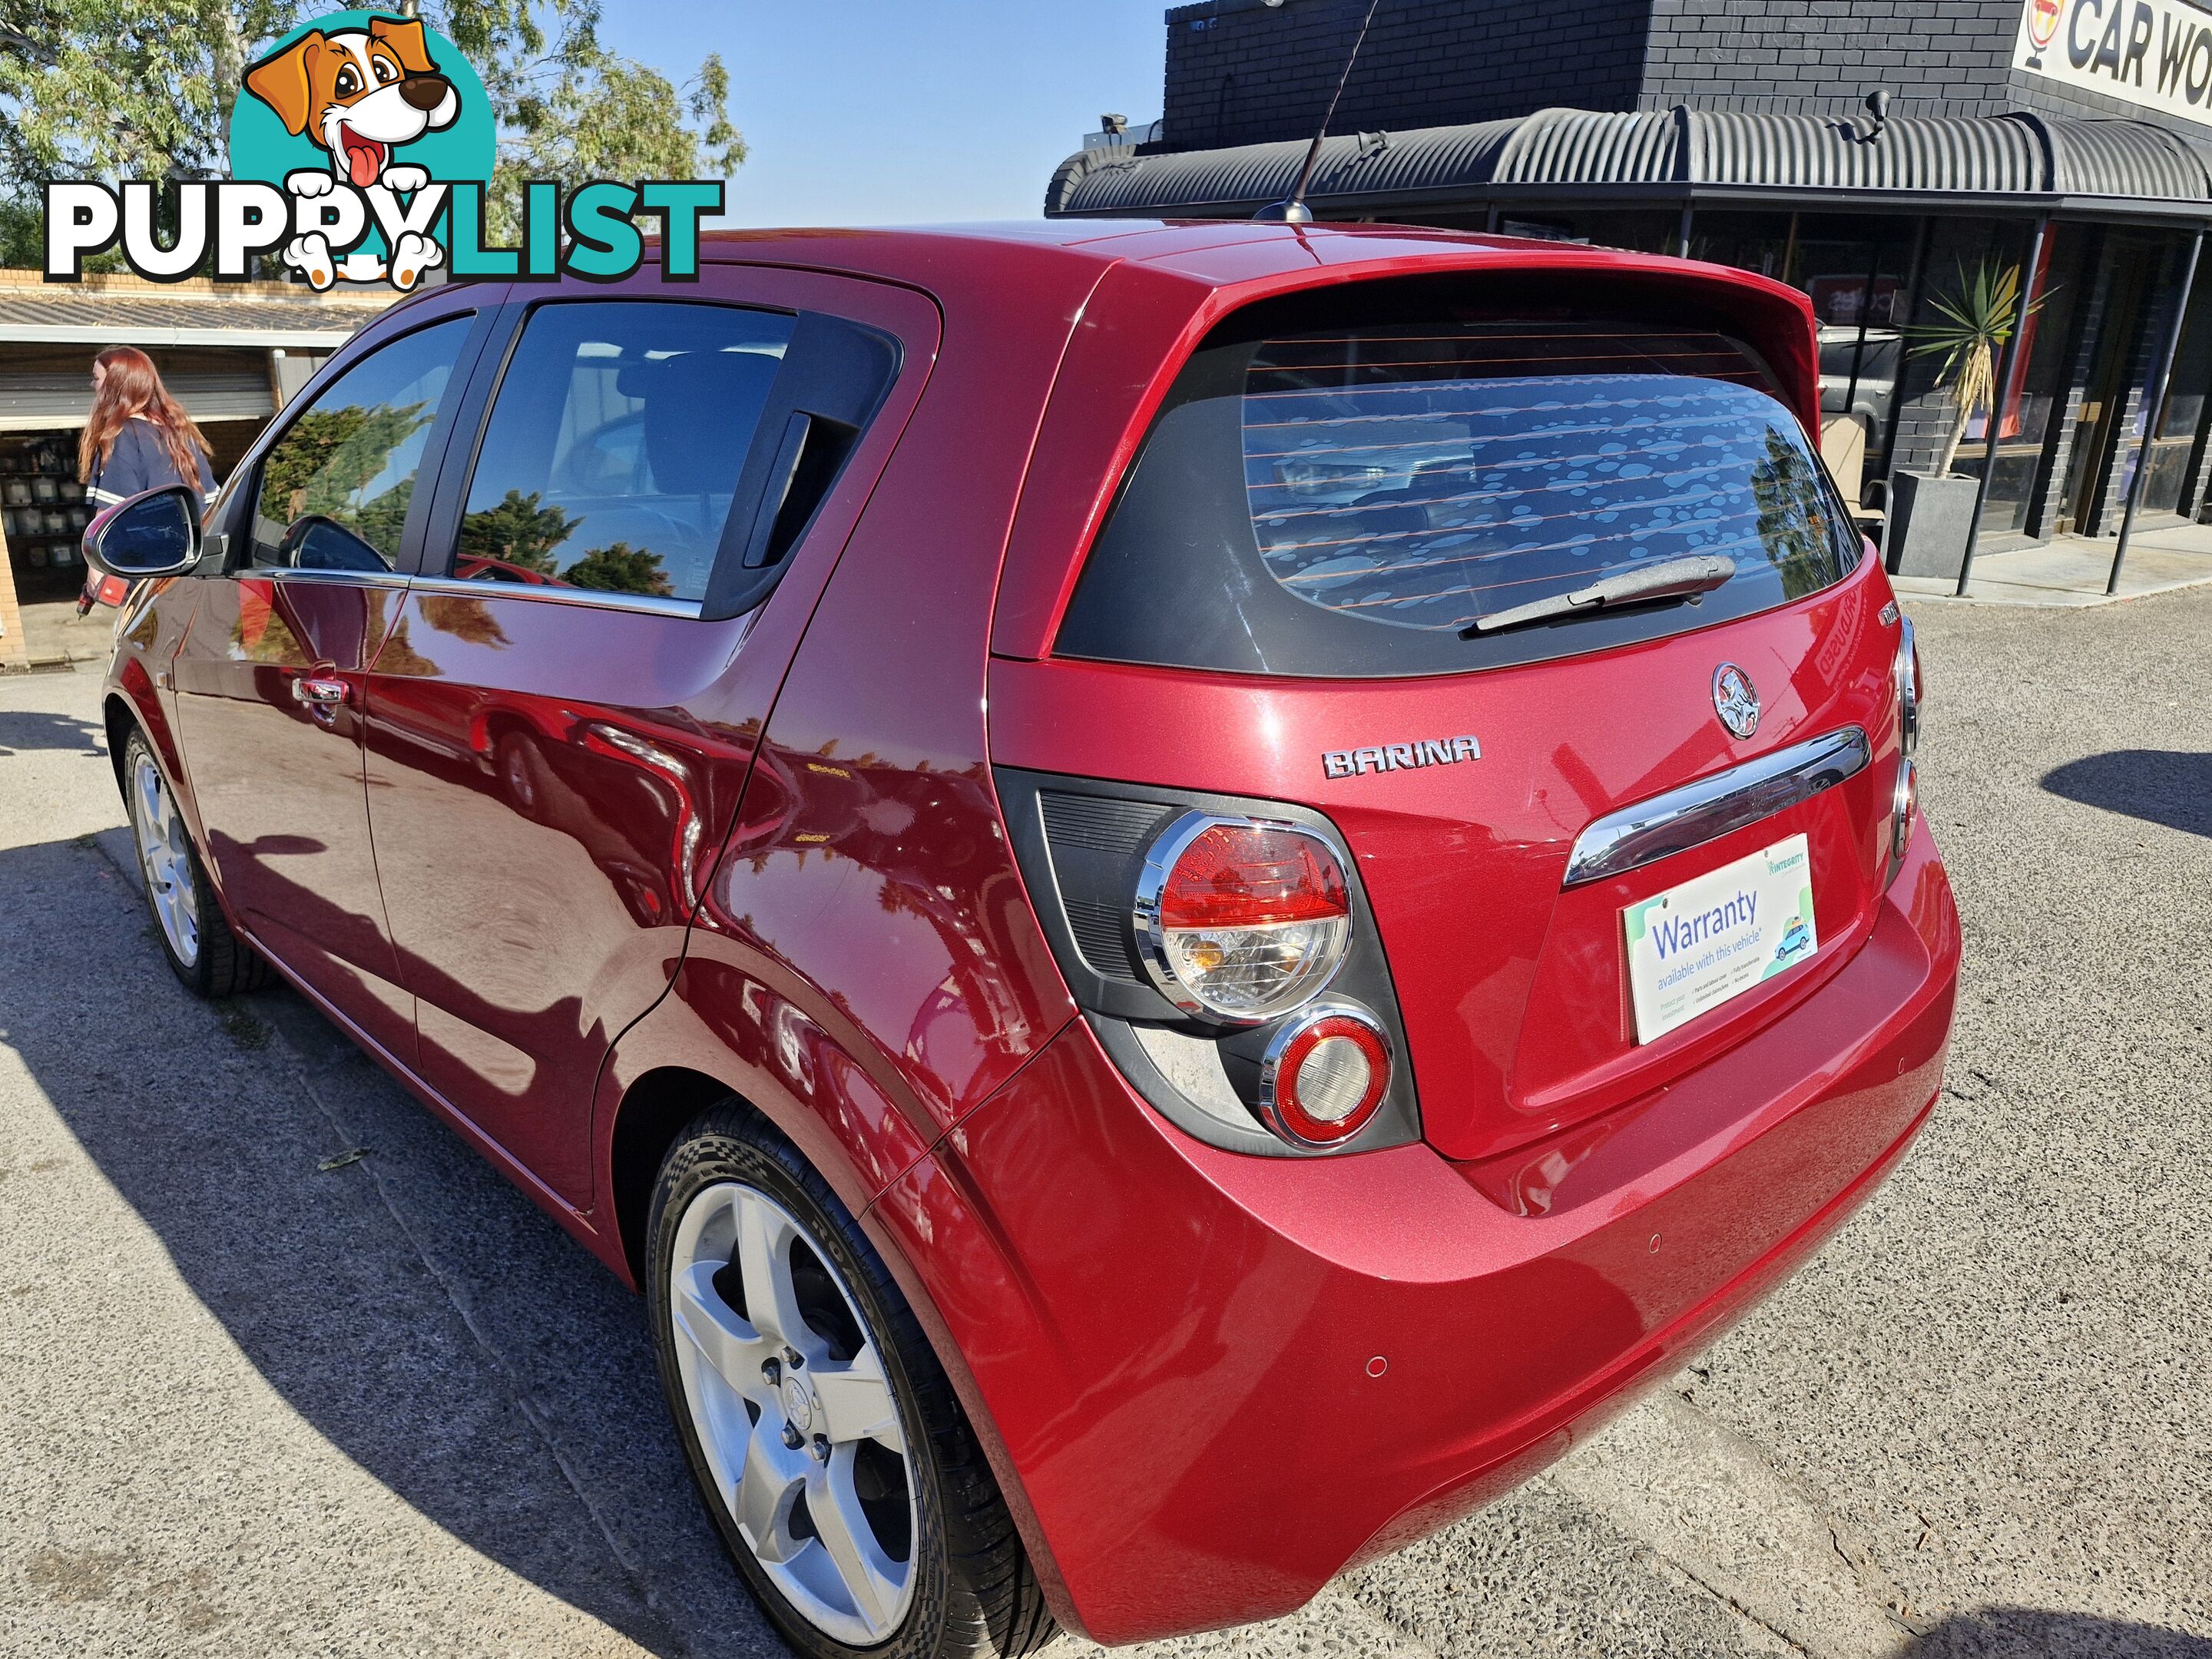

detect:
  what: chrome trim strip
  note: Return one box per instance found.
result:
[1562,726,1870,889]
[406,574,704,620]
[1896,615,1919,756]
[254,566,411,588]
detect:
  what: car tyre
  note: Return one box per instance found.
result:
[647,1104,1060,1659]
[121,730,272,998]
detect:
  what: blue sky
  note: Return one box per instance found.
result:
[595,2,1169,226]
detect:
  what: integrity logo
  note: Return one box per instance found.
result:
[44,8,722,292]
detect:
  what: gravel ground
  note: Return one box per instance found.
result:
[1,581,2207,1657]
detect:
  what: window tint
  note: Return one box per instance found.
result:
[250,316,472,572]
[452,302,794,603]
[1058,320,1861,680]
[1245,329,1848,632]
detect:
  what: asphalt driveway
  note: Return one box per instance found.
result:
[2,584,2207,1658]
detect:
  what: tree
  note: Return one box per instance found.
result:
[252,396,429,555]
[1747,426,1839,601]
[0,0,743,260]
[455,486,580,575]
[561,539,671,596]
[1906,261,2039,478]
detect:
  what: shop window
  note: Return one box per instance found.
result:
[0,436,92,604]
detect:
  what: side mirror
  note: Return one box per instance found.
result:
[81,485,202,580]
[276,515,392,573]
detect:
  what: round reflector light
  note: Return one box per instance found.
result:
[1136,814,1352,1023]
[1259,1005,1392,1147]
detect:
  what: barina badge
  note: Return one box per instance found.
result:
[1323,736,1481,779]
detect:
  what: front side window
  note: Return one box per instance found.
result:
[451,302,795,603]
[250,316,472,572]
[1059,315,1861,678]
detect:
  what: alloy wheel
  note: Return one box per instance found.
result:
[131,750,199,969]
[669,1180,918,1647]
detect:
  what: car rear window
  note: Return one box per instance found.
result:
[1057,316,1861,679]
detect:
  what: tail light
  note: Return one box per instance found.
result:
[1135,814,1351,1023]
[1259,1005,1392,1145]
[995,770,1418,1158]
[1892,758,1917,863]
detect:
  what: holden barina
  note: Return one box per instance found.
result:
[90,223,1959,1658]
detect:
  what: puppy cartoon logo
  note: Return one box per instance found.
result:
[247,18,459,190]
[44,9,718,291]
[241,15,461,288]
[229,8,494,291]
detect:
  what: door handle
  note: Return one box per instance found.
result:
[292,675,349,708]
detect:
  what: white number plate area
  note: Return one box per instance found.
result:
[1622,834,1817,1044]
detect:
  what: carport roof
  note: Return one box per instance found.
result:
[1045,105,2212,223]
[0,276,386,349]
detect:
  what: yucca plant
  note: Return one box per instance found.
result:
[1906,260,2041,477]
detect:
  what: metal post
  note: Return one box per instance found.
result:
[1875,215,1932,565]
[2108,227,2204,595]
[1676,200,1694,260]
[1840,240,1884,434]
[1957,216,2049,597]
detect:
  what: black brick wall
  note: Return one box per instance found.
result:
[1161,0,1655,151]
[1637,0,2021,118]
[1157,0,2212,147]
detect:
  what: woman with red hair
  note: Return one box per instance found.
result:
[77,346,214,612]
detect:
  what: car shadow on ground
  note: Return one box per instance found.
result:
[2041,749,2212,839]
[1903,1609,2212,1656]
[14,830,2211,1659]
[1,831,781,1657]
[0,704,106,756]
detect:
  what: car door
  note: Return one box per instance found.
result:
[362,269,935,1206]
[171,294,498,1063]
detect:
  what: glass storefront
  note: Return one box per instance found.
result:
[1690,211,1929,508]
[2134,263,2212,518]
[1938,219,2078,539]
[1384,203,2212,550]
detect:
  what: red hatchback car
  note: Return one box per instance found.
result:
[88,223,1958,1658]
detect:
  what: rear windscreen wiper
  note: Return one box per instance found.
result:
[1462,554,1739,637]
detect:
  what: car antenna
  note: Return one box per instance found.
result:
[1253,0,1386,223]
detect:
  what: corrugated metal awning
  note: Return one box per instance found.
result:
[0,343,306,431]
[1045,105,2212,220]
[0,368,275,431]
[0,291,379,349]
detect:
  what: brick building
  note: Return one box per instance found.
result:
[1049,0,2212,558]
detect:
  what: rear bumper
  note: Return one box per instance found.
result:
[863,822,1960,1645]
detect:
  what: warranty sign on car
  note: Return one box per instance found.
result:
[1624,834,1820,1042]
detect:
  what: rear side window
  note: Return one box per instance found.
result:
[455,302,795,602]
[1058,318,1859,678]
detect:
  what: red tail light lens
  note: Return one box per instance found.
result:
[1260,1005,1392,1146]
[1137,815,1352,1022]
